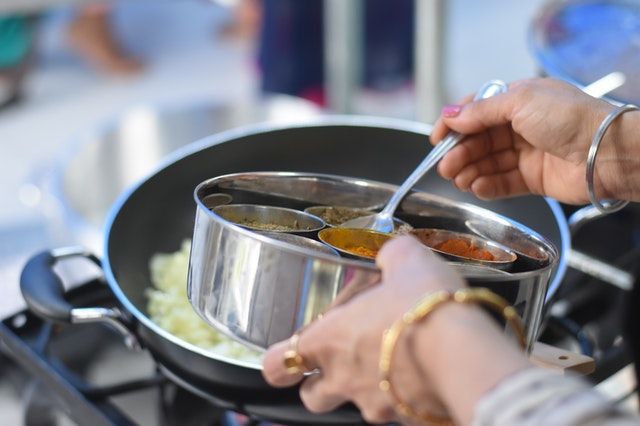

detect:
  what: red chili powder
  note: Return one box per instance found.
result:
[434,238,495,261]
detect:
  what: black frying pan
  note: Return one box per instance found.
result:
[21,118,570,424]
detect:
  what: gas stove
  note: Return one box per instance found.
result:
[0,281,264,426]
[1,205,639,425]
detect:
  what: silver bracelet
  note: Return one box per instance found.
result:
[586,104,637,214]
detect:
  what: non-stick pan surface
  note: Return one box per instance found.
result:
[103,117,569,400]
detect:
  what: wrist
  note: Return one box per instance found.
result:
[400,301,530,424]
[591,108,640,202]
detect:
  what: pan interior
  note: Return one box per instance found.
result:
[106,123,568,356]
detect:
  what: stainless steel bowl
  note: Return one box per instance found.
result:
[305,205,412,232]
[201,193,233,210]
[411,228,517,270]
[213,204,325,234]
[259,232,339,257]
[304,205,372,227]
[318,227,393,260]
[188,172,559,351]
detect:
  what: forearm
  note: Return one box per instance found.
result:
[404,304,531,425]
[403,303,640,426]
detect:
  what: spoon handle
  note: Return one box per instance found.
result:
[379,80,508,217]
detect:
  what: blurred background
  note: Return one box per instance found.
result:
[0,0,549,290]
[0,0,555,315]
[2,0,640,423]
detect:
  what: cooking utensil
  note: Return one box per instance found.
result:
[191,171,557,351]
[201,193,233,209]
[411,228,517,270]
[340,80,508,233]
[259,232,340,257]
[213,204,325,233]
[304,205,411,232]
[318,227,393,260]
[19,118,570,425]
[304,205,371,226]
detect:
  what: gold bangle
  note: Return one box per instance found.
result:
[378,288,526,425]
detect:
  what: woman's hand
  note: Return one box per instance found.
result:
[262,236,465,424]
[431,78,637,204]
[262,235,531,426]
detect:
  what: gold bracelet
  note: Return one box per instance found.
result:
[378,288,526,425]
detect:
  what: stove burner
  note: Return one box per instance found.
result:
[0,282,361,426]
[3,205,639,425]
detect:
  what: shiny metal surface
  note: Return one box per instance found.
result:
[304,205,371,227]
[97,117,569,391]
[213,204,325,234]
[50,96,319,252]
[189,172,558,351]
[318,227,392,260]
[70,307,140,350]
[259,232,339,257]
[189,206,379,352]
[304,205,410,231]
[341,80,508,233]
[410,228,517,270]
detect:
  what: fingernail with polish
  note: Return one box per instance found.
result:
[441,104,462,118]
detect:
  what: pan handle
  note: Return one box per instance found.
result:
[20,247,140,350]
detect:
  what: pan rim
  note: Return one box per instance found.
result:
[102,116,570,369]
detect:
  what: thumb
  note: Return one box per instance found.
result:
[376,236,441,275]
[376,236,465,292]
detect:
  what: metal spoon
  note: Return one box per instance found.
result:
[340,79,509,233]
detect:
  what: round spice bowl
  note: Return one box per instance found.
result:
[304,205,371,227]
[411,228,517,270]
[318,227,393,260]
[259,231,340,257]
[213,204,325,234]
[201,193,233,210]
[305,205,413,233]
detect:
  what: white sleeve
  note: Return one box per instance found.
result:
[472,368,639,426]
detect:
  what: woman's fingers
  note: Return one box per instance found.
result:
[469,169,530,200]
[452,149,519,191]
[432,90,514,145]
[376,235,435,275]
[437,134,493,180]
[299,374,347,413]
[440,92,515,135]
[431,93,475,145]
[262,324,324,388]
[262,339,308,387]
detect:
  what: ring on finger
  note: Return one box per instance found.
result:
[283,333,310,375]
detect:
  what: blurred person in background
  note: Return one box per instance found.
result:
[0,1,142,110]
[0,14,36,108]
[257,0,414,107]
[66,2,143,75]
[220,0,261,41]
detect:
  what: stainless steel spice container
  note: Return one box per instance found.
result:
[188,172,558,351]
